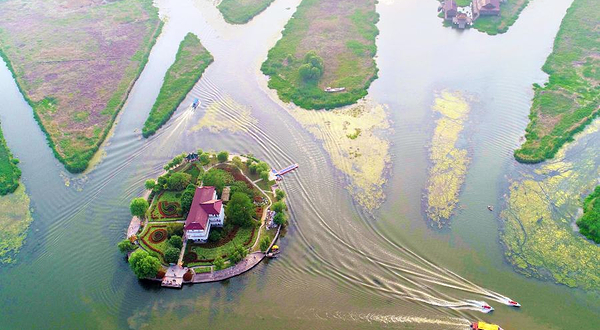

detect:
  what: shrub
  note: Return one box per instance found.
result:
[117,239,136,253]
[168,235,183,249]
[259,236,271,252]
[273,212,287,226]
[167,223,184,237]
[213,256,225,270]
[226,192,255,228]
[217,151,229,163]
[275,189,285,201]
[167,172,192,191]
[199,153,210,165]
[271,201,287,213]
[183,270,193,281]
[145,179,156,190]
[164,247,180,264]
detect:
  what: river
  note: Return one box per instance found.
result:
[0,0,598,329]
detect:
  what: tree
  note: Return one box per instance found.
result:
[128,249,161,279]
[273,212,287,226]
[275,189,285,201]
[202,168,234,194]
[248,163,258,174]
[259,237,271,252]
[157,175,168,190]
[298,51,324,81]
[164,247,180,264]
[225,192,255,227]
[145,179,156,190]
[117,239,136,254]
[197,148,203,155]
[181,188,195,213]
[227,244,248,264]
[166,223,184,237]
[168,235,183,249]
[271,201,287,213]
[213,256,225,270]
[166,172,192,191]
[259,170,270,182]
[199,153,210,165]
[232,156,243,168]
[217,151,229,163]
[130,198,149,218]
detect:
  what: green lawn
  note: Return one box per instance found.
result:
[217,0,275,24]
[261,0,379,109]
[0,125,21,195]
[188,225,255,261]
[142,33,213,137]
[514,0,599,163]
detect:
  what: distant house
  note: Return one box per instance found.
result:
[453,12,471,29]
[472,0,500,19]
[442,0,457,20]
[185,152,198,162]
[184,186,224,242]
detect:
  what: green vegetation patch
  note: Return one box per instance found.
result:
[148,191,185,221]
[577,186,600,243]
[217,0,276,24]
[0,185,33,264]
[188,225,255,262]
[143,33,213,137]
[0,0,163,172]
[261,0,379,109]
[472,0,531,35]
[514,0,599,163]
[0,125,21,195]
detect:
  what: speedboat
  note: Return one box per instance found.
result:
[192,98,200,109]
[481,304,494,313]
[471,321,503,330]
[505,299,521,307]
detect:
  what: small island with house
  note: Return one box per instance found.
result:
[118,150,295,288]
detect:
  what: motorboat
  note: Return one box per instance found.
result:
[192,98,200,109]
[481,304,494,313]
[471,321,503,330]
[505,299,521,307]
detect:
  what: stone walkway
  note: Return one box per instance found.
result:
[127,216,141,238]
[192,252,264,283]
[162,265,188,288]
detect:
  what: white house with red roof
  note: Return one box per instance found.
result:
[184,186,225,242]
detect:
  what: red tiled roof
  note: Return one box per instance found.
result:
[443,0,457,11]
[184,187,221,230]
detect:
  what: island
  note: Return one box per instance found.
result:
[119,151,290,287]
[0,0,163,173]
[577,186,600,244]
[217,0,276,24]
[142,33,214,138]
[261,0,379,109]
[514,0,599,163]
[438,0,532,34]
[0,124,33,264]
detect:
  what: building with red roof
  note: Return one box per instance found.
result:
[472,0,500,20]
[184,186,225,242]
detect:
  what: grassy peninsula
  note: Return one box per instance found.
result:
[472,0,531,35]
[142,33,213,137]
[0,125,21,196]
[514,0,599,163]
[261,0,379,110]
[577,186,600,244]
[0,0,162,173]
[217,0,276,24]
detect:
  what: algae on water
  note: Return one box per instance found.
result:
[501,121,600,290]
[193,96,258,134]
[289,100,391,210]
[425,91,471,227]
[0,185,33,263]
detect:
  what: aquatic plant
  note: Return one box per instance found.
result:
[425,91,470,227]
[217,0,276,24]
[0,185,33,264]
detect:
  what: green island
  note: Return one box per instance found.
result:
[0,0,163,173]
[217,0,276,24]
[261,0,379,110]
[576,186,600,244]
[514,0,599,163]
[119,151,288,287]
[142,33,213,138]
[0,124,21,195]
[0,124,32,264]
[438,0,532,35]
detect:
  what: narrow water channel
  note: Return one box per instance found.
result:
[0,0,598,329]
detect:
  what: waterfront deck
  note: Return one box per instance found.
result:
[192,252,264,283]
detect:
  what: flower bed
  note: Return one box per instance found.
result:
[150,228,167,243]
[158,201,181,217]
